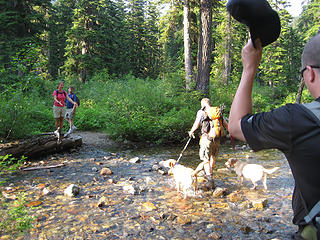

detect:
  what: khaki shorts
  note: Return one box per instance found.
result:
[199,136,220,162]
[53,105,66,118]
[65,108,76,119]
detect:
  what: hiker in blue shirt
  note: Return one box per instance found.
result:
[65,86,79,136]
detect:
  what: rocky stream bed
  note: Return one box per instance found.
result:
[0,131,297,239]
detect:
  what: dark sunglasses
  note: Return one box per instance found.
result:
[300,65,320,78]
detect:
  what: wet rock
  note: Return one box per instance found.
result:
[227,191,243,203]
[100,168,113,176]
[176,216,192,225]
[106,179,114,184]
[64,184,80,197]
[97,196,107,208]
[142,202,157,211]
[252,199,268,210]
[158,169,167,175]
[92,167,98,172]
[241,225,253,234]
[89,158,95,161]
[216,168,230,173]
[42,187,51,196]
[26,201,43,207]
[238,200,251,209]
[152,165,160,171]
[212,187,228,198]
[211,203,229,209]
[208,232,221,239]
[123,184,137,195]
[129,157,141,163]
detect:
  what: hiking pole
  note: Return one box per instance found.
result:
[176,136,193,163]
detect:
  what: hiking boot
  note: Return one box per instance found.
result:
[54,128,60,139]
[64,129,72,137]
[204,175,216,190]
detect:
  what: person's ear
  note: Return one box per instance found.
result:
[306,66,316,83]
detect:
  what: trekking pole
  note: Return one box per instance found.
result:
[176,136,193,163]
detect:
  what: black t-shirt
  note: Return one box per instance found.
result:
[241,98,320,225]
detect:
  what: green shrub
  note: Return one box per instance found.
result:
[0,155,34,236]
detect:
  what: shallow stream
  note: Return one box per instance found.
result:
[1,134,296,239]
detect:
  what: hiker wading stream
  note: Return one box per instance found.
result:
[1,131,296,239]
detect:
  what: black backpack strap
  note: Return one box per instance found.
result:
[55,90,66,97]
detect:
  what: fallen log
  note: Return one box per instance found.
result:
[0,134,82,159]
[21,163,66,171]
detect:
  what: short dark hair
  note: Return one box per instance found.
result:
[301,33,320,71]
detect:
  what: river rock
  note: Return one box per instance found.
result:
[123,184,137,195]
[176,216,191,225]
[252,199,268,210]
[100,167,113,176]
[158,169,167,175]
[238,200,252,209]
[241,225,253,234]
[42,187,51,196]
[152,165,160,171]
[64,184,80,197]
[97,196,107,208]
[129,157,141,163]
[212,187,228,198]
[227,191,243,203]
[92,167,98,172]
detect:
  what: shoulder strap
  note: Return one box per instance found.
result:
[305,201,320,224]
[55,90,66,97]
[303,101,320,121]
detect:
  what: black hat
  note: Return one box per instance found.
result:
[226,0,281,47]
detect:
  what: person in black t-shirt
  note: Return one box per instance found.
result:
[229,34,320,240]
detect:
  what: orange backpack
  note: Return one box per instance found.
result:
[206,107,224,138]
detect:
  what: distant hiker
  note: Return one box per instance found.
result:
[52,81,78,142]
[229,34,320,240]
[188,98,228,186]
[65,86,79,136]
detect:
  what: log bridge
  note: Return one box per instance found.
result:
[0,133,82,159]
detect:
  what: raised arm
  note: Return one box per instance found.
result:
[229,39,262,141]
[66,94,78,108]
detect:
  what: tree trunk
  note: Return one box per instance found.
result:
[184,0,193,90]
[223,13,231,85]
[0,134,82,159]
[79,40,88,83]
[196,0,213,96]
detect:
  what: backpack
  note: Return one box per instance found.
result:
[206,107,224,138]
[55,90,66,98]
[73,94,80,107]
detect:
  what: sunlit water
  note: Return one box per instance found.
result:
[2,140,296,239]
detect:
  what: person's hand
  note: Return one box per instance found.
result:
[188,131,195,138]
[241,39,263,73]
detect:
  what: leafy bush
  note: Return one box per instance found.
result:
[0,155,34,236]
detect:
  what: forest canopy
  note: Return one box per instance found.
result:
[0,0,319,143]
